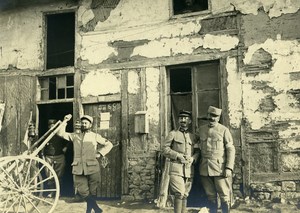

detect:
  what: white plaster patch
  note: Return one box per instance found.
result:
[128,70,139,94]
[131,37,203,58]
[94,0,170,30]
[146,67,160,126]
[203,34,239,51]
[226,57,242,128]
[80,70,120,97]
[281,154,300,171]
[78,6,95,26]
[242,82,271,129]
[80,35,117,64]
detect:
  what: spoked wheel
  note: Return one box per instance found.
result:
[0,156,60,213]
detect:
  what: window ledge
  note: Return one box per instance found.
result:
[38,66,75,77]
[37,98,74,105]
[171,9,211,19]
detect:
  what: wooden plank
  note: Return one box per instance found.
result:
[251,172,300,183]
[241,125,250,196]
[37,66,75,76]
[80,50,238,70]
[73,69,82,122]
[37,98,74,105]
[140,68,147,150]
[121,69,129,195]
[81,94,121,104]
[156,66,168,200]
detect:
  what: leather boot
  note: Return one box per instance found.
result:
[174,198,183,213]
[86,196,102,213]
[84,197,92,213]
[221,201,230,213]
[181,198,187,213]
[207,200,218,213]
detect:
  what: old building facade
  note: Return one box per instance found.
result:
[0,0,299,205]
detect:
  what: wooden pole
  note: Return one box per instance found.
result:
[156,159,170,208]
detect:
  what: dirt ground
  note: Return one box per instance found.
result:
[52,197,300,213]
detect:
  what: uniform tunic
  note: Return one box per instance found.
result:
[163,128,198,198]
[43,135,68,189]
[59,129,113,198]
[198,123,235,202]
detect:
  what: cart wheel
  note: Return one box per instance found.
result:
[0,155,60,213]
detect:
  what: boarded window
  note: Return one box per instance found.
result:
[173,0,208,15]
[46,12,75,69]
[39,75,74,100]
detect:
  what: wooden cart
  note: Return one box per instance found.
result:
[0,115,71,213]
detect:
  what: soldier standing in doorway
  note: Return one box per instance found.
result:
[43,119,68,198]
[58,115,113,213]
[163,110,199,213]
[198,106,235,213]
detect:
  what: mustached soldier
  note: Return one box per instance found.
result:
[198,106,235,213]
[163,110,199,213]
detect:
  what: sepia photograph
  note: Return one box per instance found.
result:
[0,0,300,212]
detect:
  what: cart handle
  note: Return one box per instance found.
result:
[23,114,72,157]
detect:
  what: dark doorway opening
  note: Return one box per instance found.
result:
[167,61,221,207]
[46,12,75,69]
[38,102,74,197]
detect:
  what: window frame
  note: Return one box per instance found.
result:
[170,0,211,17]
[37,74,75,103]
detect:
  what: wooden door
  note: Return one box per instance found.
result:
[83,102,122,198]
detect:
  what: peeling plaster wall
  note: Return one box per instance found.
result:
[226,57,242,128]
[80,69,121,97]
[240,1,300,197]
[79,19,239,64]
[243,39,300,130]
[0,8,43,70]
[145,67,160,150]
[212,0,300,18]
[0,1,76,70]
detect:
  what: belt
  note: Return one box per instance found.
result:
[170,159,183,164]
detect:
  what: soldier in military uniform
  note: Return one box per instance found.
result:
[58,115,113,213]
[198,106,235,213]
[43,119,68,197]
[163,110,199,213]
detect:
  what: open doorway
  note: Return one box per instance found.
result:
[167,60,221,207]
[38,102,74,197]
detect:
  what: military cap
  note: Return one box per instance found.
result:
[178,110,192,117]
[48,119,57,125]
[81,115,93,123]
[207,106,222,116]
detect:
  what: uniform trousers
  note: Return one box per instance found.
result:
[200,175,231,203]
[44,154,66,187]
[169,175,192,199]
[74,172,100,198]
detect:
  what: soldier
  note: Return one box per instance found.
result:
[58,115,113,213]
[163,110,199,213]
[43,119,68,197]
[198,106,235,213]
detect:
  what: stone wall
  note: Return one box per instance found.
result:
[251,181,300,202]
[125,152,157,200]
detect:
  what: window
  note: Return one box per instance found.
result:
[39,75,74,100]
[168,61,220,129]
[173,0,208,15]
[46,12,75,69]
